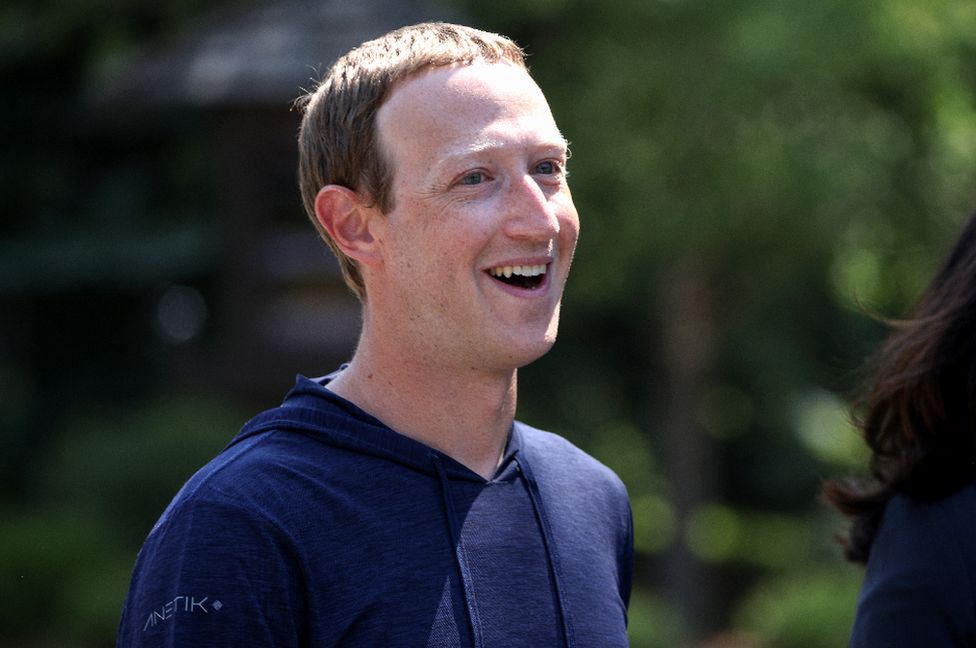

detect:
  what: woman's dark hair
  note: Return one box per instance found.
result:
[824,213,976,563]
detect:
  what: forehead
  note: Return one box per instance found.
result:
[376,61,566,172]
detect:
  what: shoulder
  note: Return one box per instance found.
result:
[144,412,364,552]
[514,422,630,504]
[850,480,976,646]
[138,432,314,551]
[875,481,976,572]
[176,430,327,506]
[516,423,622,478]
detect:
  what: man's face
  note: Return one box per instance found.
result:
[370,60,579,373]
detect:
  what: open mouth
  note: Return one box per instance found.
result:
[487,264,548,290]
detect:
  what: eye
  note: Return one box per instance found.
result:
[534,160,563,176]
[459,171,488,186]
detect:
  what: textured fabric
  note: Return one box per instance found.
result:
[849,480,976,647]
[117,374,633,647]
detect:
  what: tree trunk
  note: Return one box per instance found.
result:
[657,254,720,640]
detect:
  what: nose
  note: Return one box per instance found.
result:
[502,174,561,242]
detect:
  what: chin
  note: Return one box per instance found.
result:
[510,334,559,369]
[486,312,561,369]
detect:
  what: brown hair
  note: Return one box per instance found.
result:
[295,22,526,300]
[824,213,976,562]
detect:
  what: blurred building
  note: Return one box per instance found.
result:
[86,0,461,406]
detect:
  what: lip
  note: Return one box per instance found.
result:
[482,257,554,297]
[483,256,554,271]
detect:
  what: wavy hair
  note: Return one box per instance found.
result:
[824,213,976,563]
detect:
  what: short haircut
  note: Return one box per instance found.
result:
[296,22,527,300]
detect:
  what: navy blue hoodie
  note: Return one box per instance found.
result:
[117,375,633,646]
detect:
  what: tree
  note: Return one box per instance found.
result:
[465,0,976,644]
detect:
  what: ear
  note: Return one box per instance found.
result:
[314,185,382,266]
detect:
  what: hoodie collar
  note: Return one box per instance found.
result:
[230,374,521,483]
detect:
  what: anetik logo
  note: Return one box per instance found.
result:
[143,595,222,631]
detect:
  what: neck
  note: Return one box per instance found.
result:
[327,326,518,479]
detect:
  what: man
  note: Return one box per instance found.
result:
[118,22,632,647]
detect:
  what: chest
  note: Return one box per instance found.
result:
[294,475,627,647]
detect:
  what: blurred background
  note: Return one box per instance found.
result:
[2,0,975,645]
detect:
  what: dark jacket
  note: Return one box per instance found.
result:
[850,480,976,646]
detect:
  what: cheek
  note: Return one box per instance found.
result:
[440,217,498,257]
[560,208,581,248]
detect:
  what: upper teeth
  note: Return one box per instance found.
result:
[488,264,547,279]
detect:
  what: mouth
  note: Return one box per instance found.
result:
[486,263,548,290]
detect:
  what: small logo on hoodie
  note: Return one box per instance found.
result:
[143,595,221,631]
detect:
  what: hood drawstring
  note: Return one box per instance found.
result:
[432,455,484,648]
[516,455,575,648]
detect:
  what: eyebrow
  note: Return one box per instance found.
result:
[435,137,571,170]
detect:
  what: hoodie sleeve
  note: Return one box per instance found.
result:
[116,493,305,647]
[619,503,635,613]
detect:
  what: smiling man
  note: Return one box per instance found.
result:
[117,23,632,647]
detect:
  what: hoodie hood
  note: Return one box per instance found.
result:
[228,373,522,484]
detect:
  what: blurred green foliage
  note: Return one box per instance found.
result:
[468,0,976,645]
[0,395,244,644]
[3,0,976,646]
